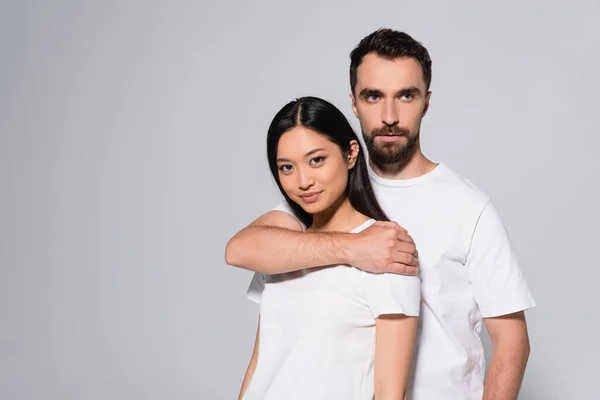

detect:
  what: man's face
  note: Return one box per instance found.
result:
[351,53,431,166]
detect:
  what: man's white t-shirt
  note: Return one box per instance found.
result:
[266,163,536,400]
[242,219,421,400]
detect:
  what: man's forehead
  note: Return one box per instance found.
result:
[356,54,425,91]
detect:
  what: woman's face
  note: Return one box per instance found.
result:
[276,126,358,215]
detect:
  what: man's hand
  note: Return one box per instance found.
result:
[225,211,418,276]
[348,221,419,275]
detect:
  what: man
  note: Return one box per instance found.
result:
[226,29,535,400]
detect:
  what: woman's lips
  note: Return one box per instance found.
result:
[299,191,323,203]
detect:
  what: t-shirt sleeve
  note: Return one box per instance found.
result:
[466,200,536,318]
[271,201,307,230]
[246,272,266,304]
[362,273,421,318]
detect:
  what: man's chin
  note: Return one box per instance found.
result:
[376,144,403,153]
[370,150,409,166]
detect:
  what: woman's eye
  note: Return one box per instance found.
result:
[310,156,326,165]
[278,164,293,172]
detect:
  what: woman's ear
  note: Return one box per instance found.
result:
[347,140,360,170]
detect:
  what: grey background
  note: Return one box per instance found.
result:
[1,0,598,399]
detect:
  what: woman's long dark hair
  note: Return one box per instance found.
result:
[267,96,389,228]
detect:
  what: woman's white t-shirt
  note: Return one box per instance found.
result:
[242,219,421,400]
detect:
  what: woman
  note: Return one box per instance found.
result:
[238,97,420,400]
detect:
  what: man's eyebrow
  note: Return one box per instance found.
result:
[396,86,422,96]
[277,148,327,162]
[359,86,422,98]
[359,88,384,98]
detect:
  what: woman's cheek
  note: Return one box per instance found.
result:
[325,162,347,192]
[279,176,295,198]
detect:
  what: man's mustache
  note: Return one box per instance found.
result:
[371,126,410,137]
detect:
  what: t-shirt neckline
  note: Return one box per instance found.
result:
[367,161,445,188]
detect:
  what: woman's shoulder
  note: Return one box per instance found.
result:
[350,218,377,233]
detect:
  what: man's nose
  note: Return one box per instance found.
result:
[382,100,399,127]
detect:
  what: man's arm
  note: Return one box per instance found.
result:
[464,200,535,398]
[374,315,418,400]
[483,311,531,400]
[238,317,260,400]
[225,210,419,275]
[226,210,351,273]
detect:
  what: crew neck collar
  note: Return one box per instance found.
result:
[367,162,445,188]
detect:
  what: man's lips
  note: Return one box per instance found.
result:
[375,135,403,142]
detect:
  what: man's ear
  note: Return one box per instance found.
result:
[350,93,359,118]
[422,91,432,117]
[347,140,360,169]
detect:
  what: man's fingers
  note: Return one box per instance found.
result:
[396,231,415,244]
[376,221,397,229]
[390,263,420,276]
[393,232,418,260]
[376,221,408,233]
[394,241,416,256]
[393,252,419,266]
[392,224,408,233]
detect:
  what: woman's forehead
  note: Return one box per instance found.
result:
[277,127,336,156]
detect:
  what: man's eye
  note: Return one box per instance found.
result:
[310,156,326,165]
[278,164,293,172]
[367,95,379,102]
[400,94,414,101]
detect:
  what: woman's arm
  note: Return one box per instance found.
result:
[374,314,418,400]
[238,318,260,400]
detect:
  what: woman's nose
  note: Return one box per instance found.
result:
[297,168,315,190]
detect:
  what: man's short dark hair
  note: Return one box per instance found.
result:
[349,29,432,94]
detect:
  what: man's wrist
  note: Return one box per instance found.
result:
[337,232,357,265]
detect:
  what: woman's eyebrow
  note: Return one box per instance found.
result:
[304,148,327,157]
[277,148,327,162]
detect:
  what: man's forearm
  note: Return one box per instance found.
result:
[225,226,354,273]
[483,340,530,400]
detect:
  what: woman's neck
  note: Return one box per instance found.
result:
[308,195,370,233]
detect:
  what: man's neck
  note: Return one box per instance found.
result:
[369,148,438,180]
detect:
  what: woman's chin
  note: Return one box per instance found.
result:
[299,201,329,215]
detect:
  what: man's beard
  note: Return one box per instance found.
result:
[362,125,420,166]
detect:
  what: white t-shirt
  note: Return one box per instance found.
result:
[269,163,536,400]
[243,219,421,400]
